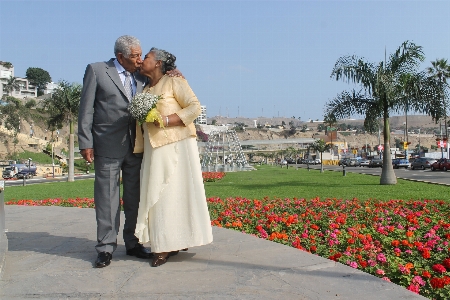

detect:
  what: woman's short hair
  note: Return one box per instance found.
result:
[114,35,141,58]
[150,47,176,74]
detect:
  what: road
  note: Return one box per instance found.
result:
[290,163,450,186]
[3,173,95,187]
[4,165,450,187]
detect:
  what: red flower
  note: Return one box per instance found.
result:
[432,264,447,273]
[310,224,319,230]
[443,258,450,269]
[422,271,431,278]
[422,249,431,259]
[430,277,446,289]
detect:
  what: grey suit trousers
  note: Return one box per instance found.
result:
[94,145,142,254]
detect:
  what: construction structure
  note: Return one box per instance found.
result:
[201,129,251,172]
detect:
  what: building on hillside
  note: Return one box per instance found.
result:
[43,82,59,94]
[194,105,207,125]
[0,61,37,99]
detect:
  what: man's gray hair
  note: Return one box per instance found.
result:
[114,35,141,57]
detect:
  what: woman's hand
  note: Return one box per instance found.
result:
[166,69,184,78]
[153,114,184,128]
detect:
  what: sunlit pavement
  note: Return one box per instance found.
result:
[0,206,425,299]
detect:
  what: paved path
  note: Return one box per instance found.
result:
[0,206,424,299]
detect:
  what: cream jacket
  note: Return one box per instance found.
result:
[134,75,201,151]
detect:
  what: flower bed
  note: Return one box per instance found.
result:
[6,194,450,298]
[207,197,450,299]
[202,172,225,182]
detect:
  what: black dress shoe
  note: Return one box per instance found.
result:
[95,252,112,268]
[126,244,153,259]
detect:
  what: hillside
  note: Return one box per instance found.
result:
[210,115,443,152]
[0,114,444,159]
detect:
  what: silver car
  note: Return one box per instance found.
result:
[411,157,437,170]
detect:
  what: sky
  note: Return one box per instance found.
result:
[1,0,449,121]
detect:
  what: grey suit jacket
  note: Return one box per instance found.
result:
[78,58,146,158]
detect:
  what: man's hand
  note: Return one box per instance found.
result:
[80,148,94,163]
[166,69,184,78]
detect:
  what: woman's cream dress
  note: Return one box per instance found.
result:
[134,77,213,253]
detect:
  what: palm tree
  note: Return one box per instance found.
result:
[323,114,337,156]
[42,80,81,182]
[311,139,330,173]
[3,76,20,99]
[325,41,443,185]
[426,59,450,139]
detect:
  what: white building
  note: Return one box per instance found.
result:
[0,61,37,99]
[195,105,207,125]
[43,82,59,95]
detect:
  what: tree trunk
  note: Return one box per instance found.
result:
[380,110,397,185]
[320,152,323,173]
[68,120,75,182]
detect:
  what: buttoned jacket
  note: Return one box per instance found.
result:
[78,58,146,158]
[134,75,201,151]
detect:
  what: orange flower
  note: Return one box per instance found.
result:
[406,231,414,237]
[405,262,414,270]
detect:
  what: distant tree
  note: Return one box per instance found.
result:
[232,122,245,132]
[42,80,81,182]
[0,96,29,135]
[2,76,20,99]
[427,58,450,138]
[26,67,52,96]
[211,119,217,125]
[281,121,286,127]
[25,99,36,109]
[317,124,324,132]
[0,61,13,69]
[13,137,19,155]
[311,139,330,173]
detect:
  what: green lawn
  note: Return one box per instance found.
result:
[3,165,449,202]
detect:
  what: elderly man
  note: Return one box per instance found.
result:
[78,35,151,268]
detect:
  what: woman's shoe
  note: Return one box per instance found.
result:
[169,248,188,256]
[151,253,169,267]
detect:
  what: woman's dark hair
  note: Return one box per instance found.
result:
[150,47,176,74]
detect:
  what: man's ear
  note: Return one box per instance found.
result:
[116,53,124,65]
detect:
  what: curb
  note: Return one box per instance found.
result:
[0,190,6,280]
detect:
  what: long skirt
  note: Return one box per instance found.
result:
[135,126,213,253]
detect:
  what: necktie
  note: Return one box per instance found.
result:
[123,71,133,101]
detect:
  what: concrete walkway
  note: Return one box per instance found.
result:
[0,206,425,299]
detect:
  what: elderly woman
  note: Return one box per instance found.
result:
[134,48,213,267]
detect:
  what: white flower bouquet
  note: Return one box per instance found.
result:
[128,93,164,126]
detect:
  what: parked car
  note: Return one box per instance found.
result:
[285,157,295,164]
[314,158,321,165]
[368,159,383,168]
[410,157,437,170]
[338,158,350,166]
[359,159,370,167]
[392,158,410,169]
[348,158,361,167]
[297,158,307,164]
[431,158,450,171]
[302,159,313,165]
